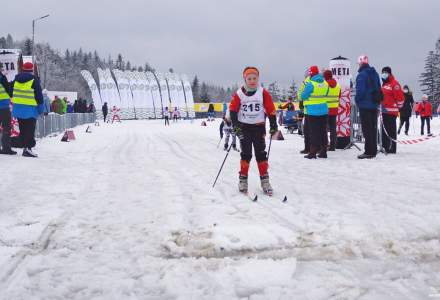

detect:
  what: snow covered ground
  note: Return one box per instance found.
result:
[1,117,440,300]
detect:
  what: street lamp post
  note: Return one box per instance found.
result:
[32,14,50,62]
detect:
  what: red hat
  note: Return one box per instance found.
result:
[22,62,34,71]
[308,66,319,77]
[323,69,333,80]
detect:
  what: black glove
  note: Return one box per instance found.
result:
[269,115,278,136]
[234,126,244,140]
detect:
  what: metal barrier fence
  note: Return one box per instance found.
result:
[35,113,96,139]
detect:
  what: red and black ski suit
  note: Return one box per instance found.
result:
[229,86,277,177]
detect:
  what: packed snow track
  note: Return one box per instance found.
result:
[1,119,440,300]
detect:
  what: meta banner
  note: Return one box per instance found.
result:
[329,56,352,143]
[0,52,20,82]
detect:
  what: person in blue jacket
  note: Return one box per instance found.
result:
[42,89,51,115]
[300,66,329,159]
[12,62,44,157]
[355,55,381,159]
[0,67,17,155]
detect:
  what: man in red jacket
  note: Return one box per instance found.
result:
[416,94,433,136]
[380,66,404,154]
[230,67,277,195]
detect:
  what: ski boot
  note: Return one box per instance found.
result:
[224,144,228,151]
[260,173,273,196]
[238,175,248,193]
[232,144,238,152]
[23,148,38,158]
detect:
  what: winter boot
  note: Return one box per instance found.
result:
[357,153,375,159]
[0,148,17,155]
[232,144,238,151]
[23,148,38,158]
[318,147,327,158]
[304,146,317,159]
[300,149,309,154]
[260,173,273,195]
[224,144,228,151]
[238,175,248,193]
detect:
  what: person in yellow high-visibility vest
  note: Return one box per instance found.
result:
[323,70,341,151]
[300,66,329,159]
[0,66,16,155]
[12,62,44,158]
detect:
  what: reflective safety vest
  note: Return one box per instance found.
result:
[326,83,341,109]
[13,80,37,106]
[0,84,9,102]
[303,79,329,113]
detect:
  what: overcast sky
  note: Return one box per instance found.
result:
[5,0,440,98]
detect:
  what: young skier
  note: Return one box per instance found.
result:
[164,107,170,126]
[219,112,237,151]
[229,67,278,195]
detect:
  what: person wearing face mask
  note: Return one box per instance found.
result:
[229,67,277,195]
[398,85,414,135]
[380,66,404,154]
[416,94,433,136]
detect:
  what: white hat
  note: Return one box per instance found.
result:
[43,89,48,94]
[422,94,428,101]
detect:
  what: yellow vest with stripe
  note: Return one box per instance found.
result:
[0,84,9,102]
[303,78,329,115]
[326,83,341,109]
[298,78,308,113]
[13,80,37,106]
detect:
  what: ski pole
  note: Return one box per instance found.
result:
[216,136,223,148]
[212,143,233,188]
[267,134,273,160]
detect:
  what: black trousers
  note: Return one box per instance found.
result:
[307,115,328,152]
[18,118,36,149]
[164,116,170,126]
[382,113,397,153]
[103,113,108,122]
[327,115,337,149]
[421,117,431,135]
[359,109,378,156]
[240,125,266,162]
[0,108,12,150]
[398,116,410,134]
[303,116,310,151]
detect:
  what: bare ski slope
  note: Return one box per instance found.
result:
[1,118,439,299]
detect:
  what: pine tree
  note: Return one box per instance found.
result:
[192,75,200,102]
[200,82,210,103]
[116,53,124,70]
[65,49,71,62]
[125,61,131,71]
[144,62,154,72]
[268,82,281,102]
[420,50,438,100]
[6,34,14,48]
[23,38,33,55]
[0,37,6,48]
[287,79,298,100]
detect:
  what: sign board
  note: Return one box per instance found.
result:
[0,50,21,82]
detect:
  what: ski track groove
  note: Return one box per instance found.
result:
[0,128,114,290]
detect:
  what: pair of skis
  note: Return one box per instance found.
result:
[243,191,287,203]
